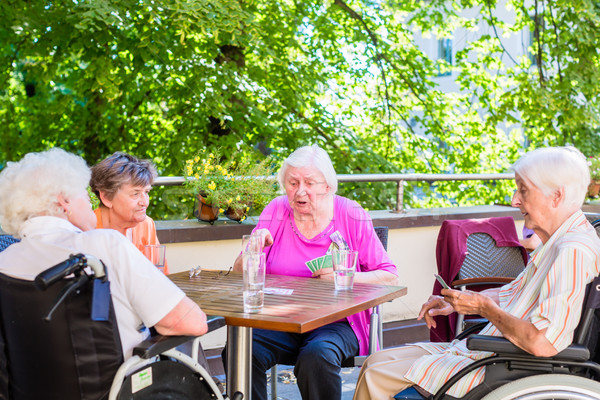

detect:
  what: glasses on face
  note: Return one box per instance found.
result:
[286,180,326,191]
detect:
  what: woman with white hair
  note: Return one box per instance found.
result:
[353,146,600,399]
[229,144,398,400]
[0,148,208,360]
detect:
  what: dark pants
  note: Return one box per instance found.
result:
[224,321,359,400]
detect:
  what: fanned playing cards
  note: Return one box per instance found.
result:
[305,231,349,273]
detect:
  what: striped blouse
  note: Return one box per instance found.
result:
[404,210,600,397]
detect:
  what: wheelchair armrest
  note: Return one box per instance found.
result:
[467,335,590,361]
[206,315,226,332]
[454,321,488,341]
[133,335,196,359]
[467,335,527,355]
[132,316,225,359]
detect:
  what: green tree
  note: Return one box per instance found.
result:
[1,0,598,218]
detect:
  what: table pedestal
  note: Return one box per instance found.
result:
[226,326,253,399]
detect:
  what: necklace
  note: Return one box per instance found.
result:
[289,214,334,243]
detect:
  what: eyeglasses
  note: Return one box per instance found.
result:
[189,265,232,280]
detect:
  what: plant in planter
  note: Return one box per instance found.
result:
[588,156,600,198]
[183,149,278,223]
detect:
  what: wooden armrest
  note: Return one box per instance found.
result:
[451,277,514,287]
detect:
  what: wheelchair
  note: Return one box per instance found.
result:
[395,274,600,400]
[0,252,242,400]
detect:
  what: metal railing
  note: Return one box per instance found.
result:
[154,173,515,213]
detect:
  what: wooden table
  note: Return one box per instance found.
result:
[170,269,407,399]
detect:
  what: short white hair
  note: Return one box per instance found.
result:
[512,146,590,211]
[277,145,338,193]
[0,148,91,235]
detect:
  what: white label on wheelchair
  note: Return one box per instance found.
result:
[131,366,153,393]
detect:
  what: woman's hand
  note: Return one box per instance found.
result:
[417,295,455,329]
[312,267,334,280]
[441,288,488,316]
[254,228,274,248]
[233,229,274,272]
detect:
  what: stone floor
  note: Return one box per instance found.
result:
[217,364,361,400]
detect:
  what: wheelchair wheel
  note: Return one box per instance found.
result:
[480,374,600,400]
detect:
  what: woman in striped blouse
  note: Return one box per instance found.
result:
[353,146,600,399]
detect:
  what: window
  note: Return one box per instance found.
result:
[437,38,452,77]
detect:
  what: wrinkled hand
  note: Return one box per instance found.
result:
[255,228,274,248]
[417,295,454,329]
[442,288,485,316]
[312,267,334,280]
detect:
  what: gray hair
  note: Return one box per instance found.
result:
[0,148,91,235]
[277,145,338,193]
[90,152,157,207]
[512,146,590,211]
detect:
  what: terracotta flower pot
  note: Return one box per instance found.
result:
[224,207,247,223]
[588,180,600,198]
[194,195,219,224]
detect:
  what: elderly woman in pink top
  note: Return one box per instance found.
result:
[229,144,398,400]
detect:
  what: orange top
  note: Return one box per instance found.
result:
[94,207,170,274]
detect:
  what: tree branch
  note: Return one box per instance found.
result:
[485,0,519,66]
[332,0,392,156]
[547,1,563,83]
[333,0,441,169]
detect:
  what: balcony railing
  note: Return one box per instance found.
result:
[154,173,515,213]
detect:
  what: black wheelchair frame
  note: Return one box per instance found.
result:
[0,248,239,400]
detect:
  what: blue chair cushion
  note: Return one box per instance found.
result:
[394,387,426,399]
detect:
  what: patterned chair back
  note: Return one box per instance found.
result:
[459,233,526,280]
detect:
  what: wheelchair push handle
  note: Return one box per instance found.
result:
[35,253,106,290]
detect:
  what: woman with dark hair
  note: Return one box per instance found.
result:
[90,152,169,274]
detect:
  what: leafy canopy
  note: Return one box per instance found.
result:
[1,0,598,218]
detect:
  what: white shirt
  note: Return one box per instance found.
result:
[0,216,185,359]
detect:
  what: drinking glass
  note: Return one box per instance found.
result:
[143,244,166,273]
[331,249,358,290]
[243,252,266,313]
[242,233,263,253]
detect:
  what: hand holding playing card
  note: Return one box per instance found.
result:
[312,266,334,280]
[305,254,333,274]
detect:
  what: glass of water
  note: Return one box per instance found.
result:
[143,244,166,274]
[331,249,358,291]
[242,233,263,253]
[242,252,266,313]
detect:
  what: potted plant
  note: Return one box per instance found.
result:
[588,156,600,198]
[183,149,278,223]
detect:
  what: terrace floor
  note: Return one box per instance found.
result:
[215,364,361,400]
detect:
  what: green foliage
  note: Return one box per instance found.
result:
[1,0,599,219]
[588,156,600,181]
[182,148,278,217]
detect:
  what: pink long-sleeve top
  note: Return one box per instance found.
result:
[252,195,398,355]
